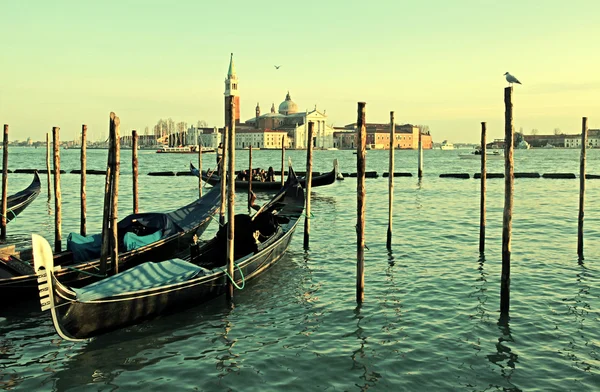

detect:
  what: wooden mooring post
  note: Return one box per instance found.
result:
[356,102,367,303]
[418,129,423,178]
[479,122,487,253]
[111,117,121,274]
[132,130,139,213]
[577,117,588,260]
[281,135,285,185]
[46,133,51,200]
[304,122,314,250]
[100,113,119,276]
[248,145,253,209]
[80,124,87,236]
[197,140,202,199]
[387,112,395,250]
[501,88,514,315]
[52,127,62,253]
[1,124,8,240]
[226,97,235,301]
[219,127,228,226]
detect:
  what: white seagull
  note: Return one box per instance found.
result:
[504,72,522,86]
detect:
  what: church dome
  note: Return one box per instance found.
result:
[278,92,298,115]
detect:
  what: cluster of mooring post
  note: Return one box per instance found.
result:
[387,112,395,250]
[52,127,62,253]
[479,122,487,254]
[226,96,236,301]
[248,145,253,210]
[1,125,8,240]
[356,102,367,303]
[578,117,588,260]
[46,133,51,200]
[304,121,314,250]
[132,130,139,213]
[501,87,515,315]
[197,138,202,199]
[281,135,285,186]
[80,125,87,236]
[100,113,121,276]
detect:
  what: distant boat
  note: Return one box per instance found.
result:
[440,140,454,150]
[458,149,503,160]
[327,147,339,151]
[156,145,215,154]
[542,143,555,149]
[517,140,531,149]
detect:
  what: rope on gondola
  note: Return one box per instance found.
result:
[64,265,107,278]
[1,208,18,222]
[224,260,246,290]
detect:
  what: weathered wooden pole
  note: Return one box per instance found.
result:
[46,133,51,200]
[1,125,8,240]
[226,97,236,301]
[80,124,87,236]
[501,87,514,315]
[111,117,121,274]
[100,113,116,276]
[219,127,228,226]
[198,140,203,198]
[418,129,423,178]
[356,102,366,303]
[304,122,314,250]
[281,135,285,185]
[248,145,253,209]
[479,122,487,254]
[132,130,139,213]
[52,127,62,253]
[387,112,395,250]
[577,117,588,260]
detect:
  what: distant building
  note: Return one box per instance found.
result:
[524,129,600,148]
[333,123,433,150]
[235,129,288,149]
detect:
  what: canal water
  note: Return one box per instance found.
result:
[1,146,598,391]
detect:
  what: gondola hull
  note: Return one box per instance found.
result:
[5,172,41,223]
[0,186,221,299]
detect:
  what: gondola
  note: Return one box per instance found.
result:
[0,185,221,299]
[34,166,304,341]
[5,171,41,223]
[191,159,339,191]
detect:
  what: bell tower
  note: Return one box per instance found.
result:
[224,53,240,126]
[255,103,260,129]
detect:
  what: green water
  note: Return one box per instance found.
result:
[0,147,598,391]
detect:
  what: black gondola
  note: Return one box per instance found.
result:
[33,166,304,341]
[0,185,221,299]
[5,171,41,224]
[191,159,339,190]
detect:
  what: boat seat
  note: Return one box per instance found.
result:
[73,259,210,302]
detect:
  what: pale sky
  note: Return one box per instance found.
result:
[1,0,598,143]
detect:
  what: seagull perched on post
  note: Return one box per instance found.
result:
[504,72,522,86]
[274,65,281,69]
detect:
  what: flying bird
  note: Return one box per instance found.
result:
[274,65,281,69]
[504,72,522,86]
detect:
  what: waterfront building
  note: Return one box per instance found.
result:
[333,123,433,150]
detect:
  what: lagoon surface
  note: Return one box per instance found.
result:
[1,146,599,391]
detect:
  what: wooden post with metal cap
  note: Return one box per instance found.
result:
[356,102,367,303]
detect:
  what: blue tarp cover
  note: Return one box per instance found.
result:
[123,230,162,251]
[73,258,209,302]
[67,233,102,262]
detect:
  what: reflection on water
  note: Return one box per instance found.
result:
[350,305,381,391]
[487,315,521,392]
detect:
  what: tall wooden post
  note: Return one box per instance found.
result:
[356,102,366,303]
[226,97,235,301]
[578,117,588,260]
[198,141,203,198]
[100,113,116,276]
[219,127,228,226]
[80,124,87,236]
[52,127,62,253]
[132,130,139,213]
[387,112,395,250]
[479,122,487,253]
[1,125,8,240]
[46,133,51,200]
[501,88,514,315]
[248,145,253,209]
[418,130,423,178]
[281,135,285,185]
[111,117,121,274]
[304,122,314,250]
